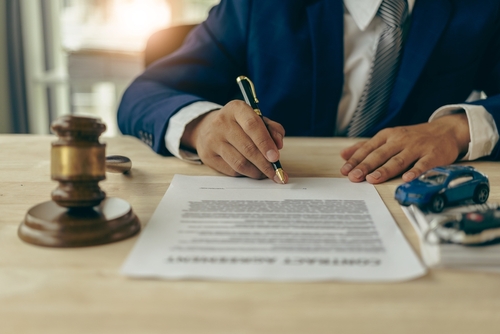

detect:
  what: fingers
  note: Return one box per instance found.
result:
[365,152,449,184]
[192,100,288,183]
[226,131,280,180]
[340,141,366,160]
[235,111,280,163]
[340,134,389,180]
[364,151,414,184]
[263,117,285,149]
[342,140,424,184]
[401,158,435,183]
[339,122,465,184]
[198,139,268,180]
[208,143,265,179]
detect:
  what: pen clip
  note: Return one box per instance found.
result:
[237,76,259,104]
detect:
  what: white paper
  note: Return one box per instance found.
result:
[122,175,426,282]
[402,203,500,273]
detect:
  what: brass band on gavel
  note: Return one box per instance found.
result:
[50,115,107,208]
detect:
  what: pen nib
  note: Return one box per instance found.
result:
[276,168,286,184]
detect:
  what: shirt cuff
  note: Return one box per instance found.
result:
[429,104,499,161]
[164,101,223,163]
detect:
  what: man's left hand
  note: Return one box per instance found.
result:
[340,113,471,184]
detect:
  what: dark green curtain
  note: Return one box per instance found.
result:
[6,0,29,133]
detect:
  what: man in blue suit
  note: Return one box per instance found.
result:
[118,0,500,184]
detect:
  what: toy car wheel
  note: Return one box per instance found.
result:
[430,194,445,213]
[473,184,489,204]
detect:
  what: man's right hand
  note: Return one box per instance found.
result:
[181,100,288,183]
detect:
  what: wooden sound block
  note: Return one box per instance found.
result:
[106,155,132,174]
[19,197,141,247]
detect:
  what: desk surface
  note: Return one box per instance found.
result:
[1,135,500,334]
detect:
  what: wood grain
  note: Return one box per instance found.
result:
[1,134,499,334]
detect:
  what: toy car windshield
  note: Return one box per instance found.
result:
[418,170,447,185]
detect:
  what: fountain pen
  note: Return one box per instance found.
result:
[236,76,286,184]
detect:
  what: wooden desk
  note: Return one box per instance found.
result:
[1,135,499,334]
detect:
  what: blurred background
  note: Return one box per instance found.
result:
[0,0,219,136]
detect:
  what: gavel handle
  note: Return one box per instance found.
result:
[106,155,132,174]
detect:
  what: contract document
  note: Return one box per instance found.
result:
[122,175,426,281]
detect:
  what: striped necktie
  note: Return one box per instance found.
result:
[347,0,409,137]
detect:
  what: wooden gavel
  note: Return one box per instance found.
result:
[19,115,140,247]
[51,115,132,208]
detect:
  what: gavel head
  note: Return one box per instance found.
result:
[50,115,107,208]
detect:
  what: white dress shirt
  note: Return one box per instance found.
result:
[165,0,498,162]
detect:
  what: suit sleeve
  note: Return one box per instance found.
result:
[117,0,250,155]
[469,6,500,161]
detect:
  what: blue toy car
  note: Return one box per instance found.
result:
[395,165,489,213]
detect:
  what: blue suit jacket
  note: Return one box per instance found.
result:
[118,0,500,160]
